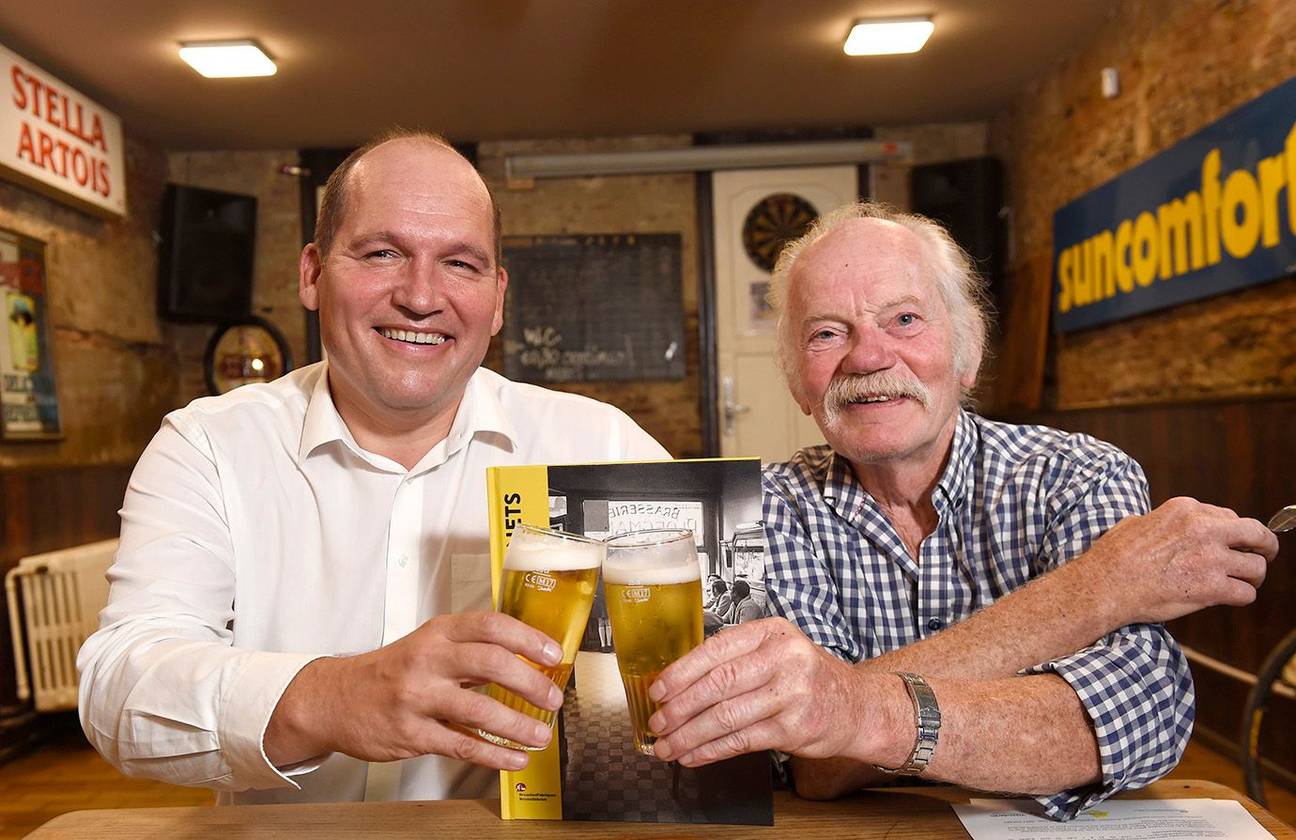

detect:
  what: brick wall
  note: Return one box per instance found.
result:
[990,0,1296,411]
[0,134,176,468]
[477,135,706,457]
[165,151,307,405]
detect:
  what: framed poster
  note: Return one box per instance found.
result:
[0,227,61,440]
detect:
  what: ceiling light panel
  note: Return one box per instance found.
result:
[179,40,276,78]
[843,17,934,56]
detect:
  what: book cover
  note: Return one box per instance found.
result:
[487,458,775,825]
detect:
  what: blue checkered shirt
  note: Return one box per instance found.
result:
[762,409,1194,821]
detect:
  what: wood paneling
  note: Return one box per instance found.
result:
[0,464,131,751]
[1000,397,1296,774]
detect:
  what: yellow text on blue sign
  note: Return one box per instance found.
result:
[1057,122,1296,314]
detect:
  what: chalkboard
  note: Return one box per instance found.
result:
[501,233,685,383]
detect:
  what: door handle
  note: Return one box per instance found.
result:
[722,376,750,437]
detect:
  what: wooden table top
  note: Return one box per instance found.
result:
[26,779,1295,839]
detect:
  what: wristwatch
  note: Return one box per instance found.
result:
[873,672,940,776]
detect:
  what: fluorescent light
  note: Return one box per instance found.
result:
[179,40,276,78]
[844,17,934,56]
[505,140,913,180]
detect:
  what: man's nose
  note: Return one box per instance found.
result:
[390,259,449,316]
[842,329,897,374]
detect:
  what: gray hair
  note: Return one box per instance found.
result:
[767,201,993,395]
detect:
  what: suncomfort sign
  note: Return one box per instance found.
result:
[0,42,125,218]
[1053,75,1296,332]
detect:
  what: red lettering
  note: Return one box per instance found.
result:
[16,121,35,162]
[36,131,53,168]
[10,65,25,109]
[49,88,62,128]
[71,147,88,185]
[42,85,56,125]
[14,119,113,200]
[29,76,43,118]
[90,113,105,151]
[54,138,70,175]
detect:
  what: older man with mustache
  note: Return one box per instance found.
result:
[645,203,1279,820]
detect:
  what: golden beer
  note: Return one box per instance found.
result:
[479,526,603,750]
[604,530,703,756]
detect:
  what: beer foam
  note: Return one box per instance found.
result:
[603,561,700,586]
[504,537,603,572]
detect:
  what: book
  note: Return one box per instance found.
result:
[487,457,774,825]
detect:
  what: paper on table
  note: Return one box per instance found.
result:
[951,798,1275,840]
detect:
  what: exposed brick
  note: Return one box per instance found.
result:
[0,134,177,467]
[991,0,1296,410]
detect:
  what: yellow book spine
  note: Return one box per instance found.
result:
[486,464,563,820]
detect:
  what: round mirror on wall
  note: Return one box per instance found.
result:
[203,315,293,395]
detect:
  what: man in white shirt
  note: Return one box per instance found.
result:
[77,131,669,804]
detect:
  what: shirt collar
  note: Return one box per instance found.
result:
[298,363,356,465]
[428,367,519,465]
[932,408,976,514]
[297,364,519,471]
[818,407,976,520]
[820,448,869,523]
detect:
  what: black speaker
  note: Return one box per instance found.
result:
[911,157,1004,307]
[157,184,257,323]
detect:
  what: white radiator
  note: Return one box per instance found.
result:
[4,539,116,712]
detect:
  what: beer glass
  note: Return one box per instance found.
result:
[479,525,604,750]
[604,529,704,756]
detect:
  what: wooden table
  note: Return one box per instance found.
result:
[26,779,1295,838]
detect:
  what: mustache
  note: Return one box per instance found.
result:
[824,372,932,413]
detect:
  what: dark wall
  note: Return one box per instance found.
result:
[0,465,130,757]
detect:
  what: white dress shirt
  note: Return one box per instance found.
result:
[77,362,669,804]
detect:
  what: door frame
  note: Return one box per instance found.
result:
[693,129,875,456]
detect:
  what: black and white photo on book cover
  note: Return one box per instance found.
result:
[542,458,774,825]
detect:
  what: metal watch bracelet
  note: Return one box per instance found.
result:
[873,671,941,776]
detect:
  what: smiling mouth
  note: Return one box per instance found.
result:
[377,327,449,346]
[848,395,902,404]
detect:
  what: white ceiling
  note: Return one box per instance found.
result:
[0,0,1115,150]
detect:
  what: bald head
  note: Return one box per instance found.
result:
[314,129,502,264]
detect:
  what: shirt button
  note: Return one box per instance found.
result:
[397,555,408,568]
[927,618,944,631]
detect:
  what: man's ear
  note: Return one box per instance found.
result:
[959,336,983,392]
[299,244,322,311]
[491,267,509,336]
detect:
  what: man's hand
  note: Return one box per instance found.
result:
[647,617,900,768]
[1078,496,1278,625]
[265,612,565,771]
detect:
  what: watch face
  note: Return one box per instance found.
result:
[204,318,291,395]
[741,192,819,273]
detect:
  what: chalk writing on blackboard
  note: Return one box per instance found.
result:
[502,233,685,383]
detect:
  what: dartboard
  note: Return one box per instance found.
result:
[741,192,819,273]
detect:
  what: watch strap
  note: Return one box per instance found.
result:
[873,671,940,776]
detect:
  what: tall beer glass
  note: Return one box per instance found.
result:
[604,529,703,756]
[479,525,604,750]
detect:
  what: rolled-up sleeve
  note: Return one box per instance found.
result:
[1024,622,1194,820]
[77,415,323,792]
[1026,442,1193,820]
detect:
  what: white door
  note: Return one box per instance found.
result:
[713,166,859,463]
